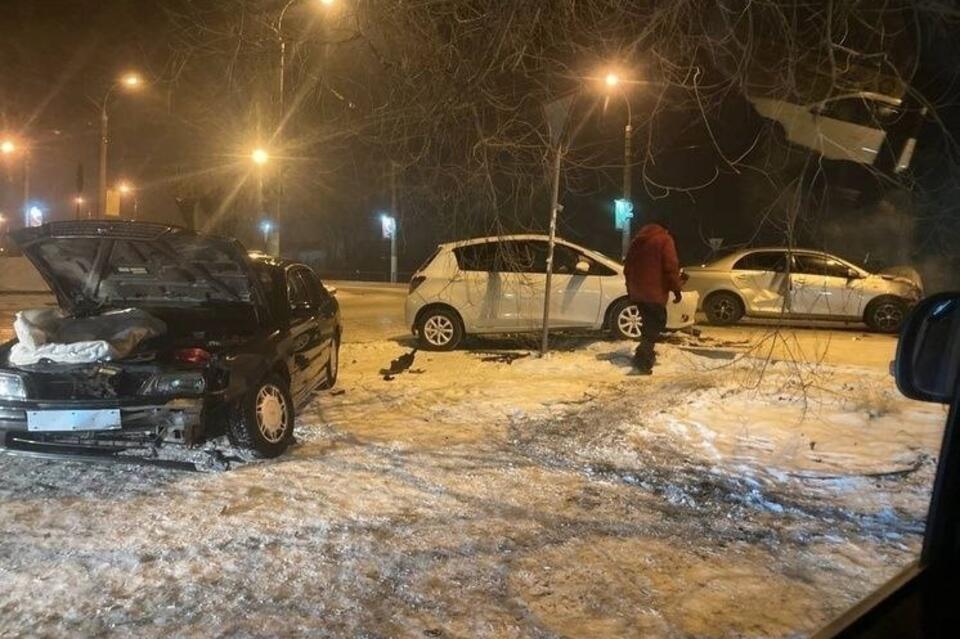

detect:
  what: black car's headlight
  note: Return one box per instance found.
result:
[140,372,206,396]
[0,372,27,400]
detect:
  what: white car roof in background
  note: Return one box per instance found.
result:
[705,247,853,270]
[437,234,623,270]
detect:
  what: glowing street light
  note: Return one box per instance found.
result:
[1,135,31,224]
[260,220,274,247]
[604,72,620,88]
[121,73,143,89]
[116,181,138,218]
[251,148,270,165]
[319,0,335,5]
[98,71,146,217]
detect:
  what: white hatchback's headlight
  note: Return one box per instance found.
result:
[0,372,27,400]
[140,372,206,396]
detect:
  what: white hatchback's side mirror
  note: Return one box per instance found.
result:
[575,259,591,275]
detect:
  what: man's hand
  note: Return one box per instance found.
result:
[673,291,683,304]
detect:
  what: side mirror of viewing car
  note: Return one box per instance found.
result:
[574,259,591,275]
[894,292,960,404]
[846,268,863,280]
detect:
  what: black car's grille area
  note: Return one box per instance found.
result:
[44,220,175,240]
[26,366,153,400]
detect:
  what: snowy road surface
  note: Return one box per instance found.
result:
[0,286,944,637]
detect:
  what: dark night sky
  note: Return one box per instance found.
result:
[2,1,959,283]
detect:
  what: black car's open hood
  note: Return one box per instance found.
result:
[12,221,261,315]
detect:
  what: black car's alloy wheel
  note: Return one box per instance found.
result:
[228,374,295,458]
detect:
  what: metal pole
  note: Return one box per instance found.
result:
[390,231,397,283]
[275,37,286,256]
[540,145,564,356]
[21,152,30,226]
[257,171,264,219]
[390,161,399,283]
[621,122,632,259]
[98,104,108,218]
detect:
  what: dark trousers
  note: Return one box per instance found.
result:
[634,302,667,369]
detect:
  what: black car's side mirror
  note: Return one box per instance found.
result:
[894,293,960,404]
[290,303,313,320]
[846,268,862,280]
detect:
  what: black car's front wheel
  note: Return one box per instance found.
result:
[320,334,340,390]
[228,374,295,458]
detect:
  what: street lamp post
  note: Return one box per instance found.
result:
[272,0,337,256]
[98,73,143,218]
[1,138,30,226]
[604,72,635,259]
[117,181,137,219]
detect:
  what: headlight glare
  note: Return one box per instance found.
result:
[140,372,206,396]
[0,373,27,400]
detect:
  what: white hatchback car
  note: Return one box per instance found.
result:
[684,248,923,333]
[405,235,699,350]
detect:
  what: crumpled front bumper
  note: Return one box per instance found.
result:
[0,397,203,440]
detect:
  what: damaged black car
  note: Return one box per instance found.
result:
[0,220,341,467]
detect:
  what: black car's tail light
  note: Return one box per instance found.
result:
[174,348,212,366]
[409,275,426,294]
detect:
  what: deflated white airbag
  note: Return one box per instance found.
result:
[9,308,166,366]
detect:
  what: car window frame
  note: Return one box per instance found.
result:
[286,266,311,310]
[793,253,854,279]
[733,251,789,272]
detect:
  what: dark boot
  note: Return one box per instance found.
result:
[633,340,655,374]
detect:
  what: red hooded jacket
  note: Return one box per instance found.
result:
[623,224,683,305]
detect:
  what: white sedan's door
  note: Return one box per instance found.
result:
[728,251,790,315]
[790,254,863,318]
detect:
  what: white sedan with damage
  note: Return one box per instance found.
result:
[684,248,923,333]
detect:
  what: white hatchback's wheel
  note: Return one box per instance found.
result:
[416,307,464,351]
[610,299,643,340]
[617,304,643,339]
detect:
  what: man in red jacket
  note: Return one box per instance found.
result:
[622,221,684,374]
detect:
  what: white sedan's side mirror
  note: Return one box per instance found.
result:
[575,259,591,275]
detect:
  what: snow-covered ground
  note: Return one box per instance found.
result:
[0,287,945,637]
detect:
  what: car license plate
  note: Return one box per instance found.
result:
[26,409,122,432]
